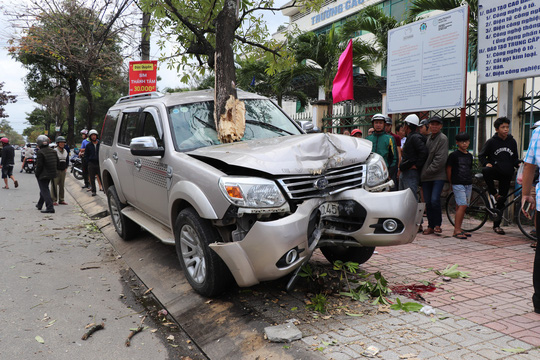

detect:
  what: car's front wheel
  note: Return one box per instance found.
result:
[175,208,233,297]
[320,246,375,265]
[107,185,138,240]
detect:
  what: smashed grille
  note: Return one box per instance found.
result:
[277,164,365,200]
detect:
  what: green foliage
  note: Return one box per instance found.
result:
[0,82,17,119]
[390,297,424,312]
[434,264,470,279]
[0,119,24,145]
[306,293,328,313]
[299,263,327,281]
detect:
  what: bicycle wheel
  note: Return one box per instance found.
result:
[446,187,489,232]
[517,198,537,241]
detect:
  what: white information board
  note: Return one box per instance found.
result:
[387,6,469,113]
[478,0,540,84]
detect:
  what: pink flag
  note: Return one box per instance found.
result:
[332,39,354,104]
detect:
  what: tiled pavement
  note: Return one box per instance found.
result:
[301,219,540,359]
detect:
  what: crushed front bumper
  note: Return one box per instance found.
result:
[210,188,424,287]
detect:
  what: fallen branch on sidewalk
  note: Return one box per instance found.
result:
[125,314,147,347]
[81,322,105,340]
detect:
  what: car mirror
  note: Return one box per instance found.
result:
[130,136,165,157]
[300,121,315,133]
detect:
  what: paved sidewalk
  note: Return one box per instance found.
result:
[299,220,540,359]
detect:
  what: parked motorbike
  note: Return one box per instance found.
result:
[70,155,84,180]
[23,154,37,173]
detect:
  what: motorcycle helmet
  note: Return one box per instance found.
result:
[36,135,50,148]
[56,136,66,143]
[384,116,392,125]
[0,137,8,144]
[371,113,385,123]
[404,114,420,126]
[88,129,98,137]
[80,129,88,135]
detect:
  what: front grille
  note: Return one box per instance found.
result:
[277,164,365,200]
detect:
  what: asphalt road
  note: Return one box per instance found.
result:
[0,154,202,359]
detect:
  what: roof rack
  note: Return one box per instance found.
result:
[116,92,165,104]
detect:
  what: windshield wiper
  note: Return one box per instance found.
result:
[245,119,294,135]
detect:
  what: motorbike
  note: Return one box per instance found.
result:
[23,154,37,173]
[70,154,84,180]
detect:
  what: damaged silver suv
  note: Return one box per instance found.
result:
[99,90,423,296]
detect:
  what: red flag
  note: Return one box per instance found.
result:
[332,39,354,104]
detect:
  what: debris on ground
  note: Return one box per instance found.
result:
[264,322,302,343]
[125,315,147,346]
[81,322,105,340]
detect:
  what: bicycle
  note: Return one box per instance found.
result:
[445,173,536,240]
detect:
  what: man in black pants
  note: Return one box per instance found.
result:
[35,135,59,213]
[479,117,520,235]
[79,129,90,189]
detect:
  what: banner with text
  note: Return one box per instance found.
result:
[387,6,468,113]
[478,0,540,84]
[129,60,157,95]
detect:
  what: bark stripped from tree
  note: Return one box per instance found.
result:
[214,0,246,143]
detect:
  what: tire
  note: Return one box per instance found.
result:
[107,185,138,240]
[320,246,375,265]
[174,208,233,297]
[517,199,537,241]
[73,167,83,180]
[446,187,488,232]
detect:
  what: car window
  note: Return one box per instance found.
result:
[118,112,140,146]
[102,110,120,146]
[168,99,302,152]
[142,111,164,148]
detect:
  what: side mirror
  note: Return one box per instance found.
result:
[130,136,165,157]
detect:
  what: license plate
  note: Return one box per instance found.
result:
[319,202,339,217]
[28,164,33,169]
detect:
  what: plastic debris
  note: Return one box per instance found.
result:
[420,305,436,315]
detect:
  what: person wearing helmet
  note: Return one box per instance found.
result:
[366,114,397,170]
[384,115,402,191]
[50,136,70,206]
[399,114,428,231]
[20,143,36,173]
[420,116,448,235]
[85,129,102,196]
[35,135,59,213]
[351,129,362,138]
[0,137,18,189]
[79,129,90,189]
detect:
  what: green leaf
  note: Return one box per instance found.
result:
[502,347,526,353]
[35,336,45,344]
[20,276,30,279]
[345,312,364,317]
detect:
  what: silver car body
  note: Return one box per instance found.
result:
[100,90,423,289]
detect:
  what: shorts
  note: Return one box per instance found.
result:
[452,184,472,206]
[1,165,14,179]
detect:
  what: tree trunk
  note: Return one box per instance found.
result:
[214,0,245,143]
[80,78,94,131]
[478,83,487,148]
[141,12,151,61]
[67,77,77,147]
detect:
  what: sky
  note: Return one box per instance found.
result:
[0,0,289,136]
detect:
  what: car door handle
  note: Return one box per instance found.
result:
[134,159,142,170]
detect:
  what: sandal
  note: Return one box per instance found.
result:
[453,232,468,239]
[434,226,442,234]
[462,232,472,237]
[2,186,8,189]
[14,180,18,188]
[493,227,506,235]
[423,227,435,235]
[531,242,537,248]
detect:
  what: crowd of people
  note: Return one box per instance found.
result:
[0,129,101,214]
[347,114,523,240]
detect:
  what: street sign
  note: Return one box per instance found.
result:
[478,0,540,84]
[387,6,469,113]
[129,60,158,95]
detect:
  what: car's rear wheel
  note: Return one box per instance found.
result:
[107,185,138,240]
[320,246,375,265]
[175,208,233,297]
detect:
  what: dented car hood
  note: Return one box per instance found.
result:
[187,133,372,175]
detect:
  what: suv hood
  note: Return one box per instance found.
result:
[187,133,372,175]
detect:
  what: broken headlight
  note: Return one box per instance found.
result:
[366,153,389,187]
[219,176,286,208]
